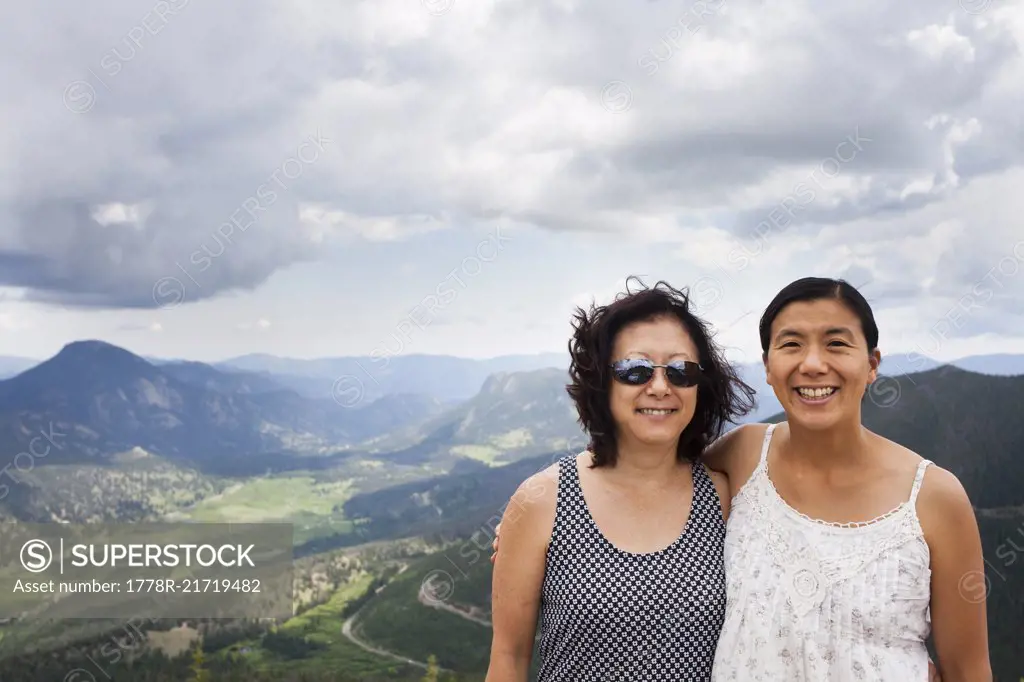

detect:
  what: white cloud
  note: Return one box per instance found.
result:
[298,206,450,242]
[906,22,976,63]
[90,202,151,228]
[236,318,272,331]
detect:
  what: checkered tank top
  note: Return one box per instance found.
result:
[535,454,727,681]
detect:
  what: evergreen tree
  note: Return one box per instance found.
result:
[422,654,440,682]
[189,642,210,682]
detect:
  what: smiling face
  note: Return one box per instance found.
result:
[763,298,880,430]
[608,314,700,452]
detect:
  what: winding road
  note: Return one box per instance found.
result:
[340,612,431,670]
[417,588,492,627]
[338,579,492,672]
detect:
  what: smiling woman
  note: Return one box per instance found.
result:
[485,277,756,682]
[705,277,992,681]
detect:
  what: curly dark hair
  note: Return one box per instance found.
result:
[566,276,756,467]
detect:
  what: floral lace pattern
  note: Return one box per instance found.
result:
[711,424,933,681]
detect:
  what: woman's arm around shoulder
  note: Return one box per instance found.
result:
[486,463,559,682]
[702,422,770,500]
[917,463,993,682]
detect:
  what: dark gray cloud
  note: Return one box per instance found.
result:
[0,0,1021,312]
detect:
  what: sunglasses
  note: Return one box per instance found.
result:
[609,358,703,388]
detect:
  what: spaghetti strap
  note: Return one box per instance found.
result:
[908,459,932,505]
[758,423,778,467]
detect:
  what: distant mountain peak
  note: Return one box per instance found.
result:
[0,340,162,403]
[60,339,133,353]
[53,339,152,368]
[479,366,568,395]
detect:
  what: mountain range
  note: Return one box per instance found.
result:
[1,342,1021,476]
[212,351,570,403]
[0,341,589,524]
[3,345,1020,419]
[0,341,447,475]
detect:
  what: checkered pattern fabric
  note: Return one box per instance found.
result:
[535,454,727,681]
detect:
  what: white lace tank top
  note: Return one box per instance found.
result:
[711,423,933,681]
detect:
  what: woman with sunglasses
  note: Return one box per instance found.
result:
[484,278,757,681]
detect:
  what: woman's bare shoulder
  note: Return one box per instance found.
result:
[703,422,773,473]
[511,460,560,504]
[502,456,570,531]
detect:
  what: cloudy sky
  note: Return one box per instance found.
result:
[0,0,1022,366]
